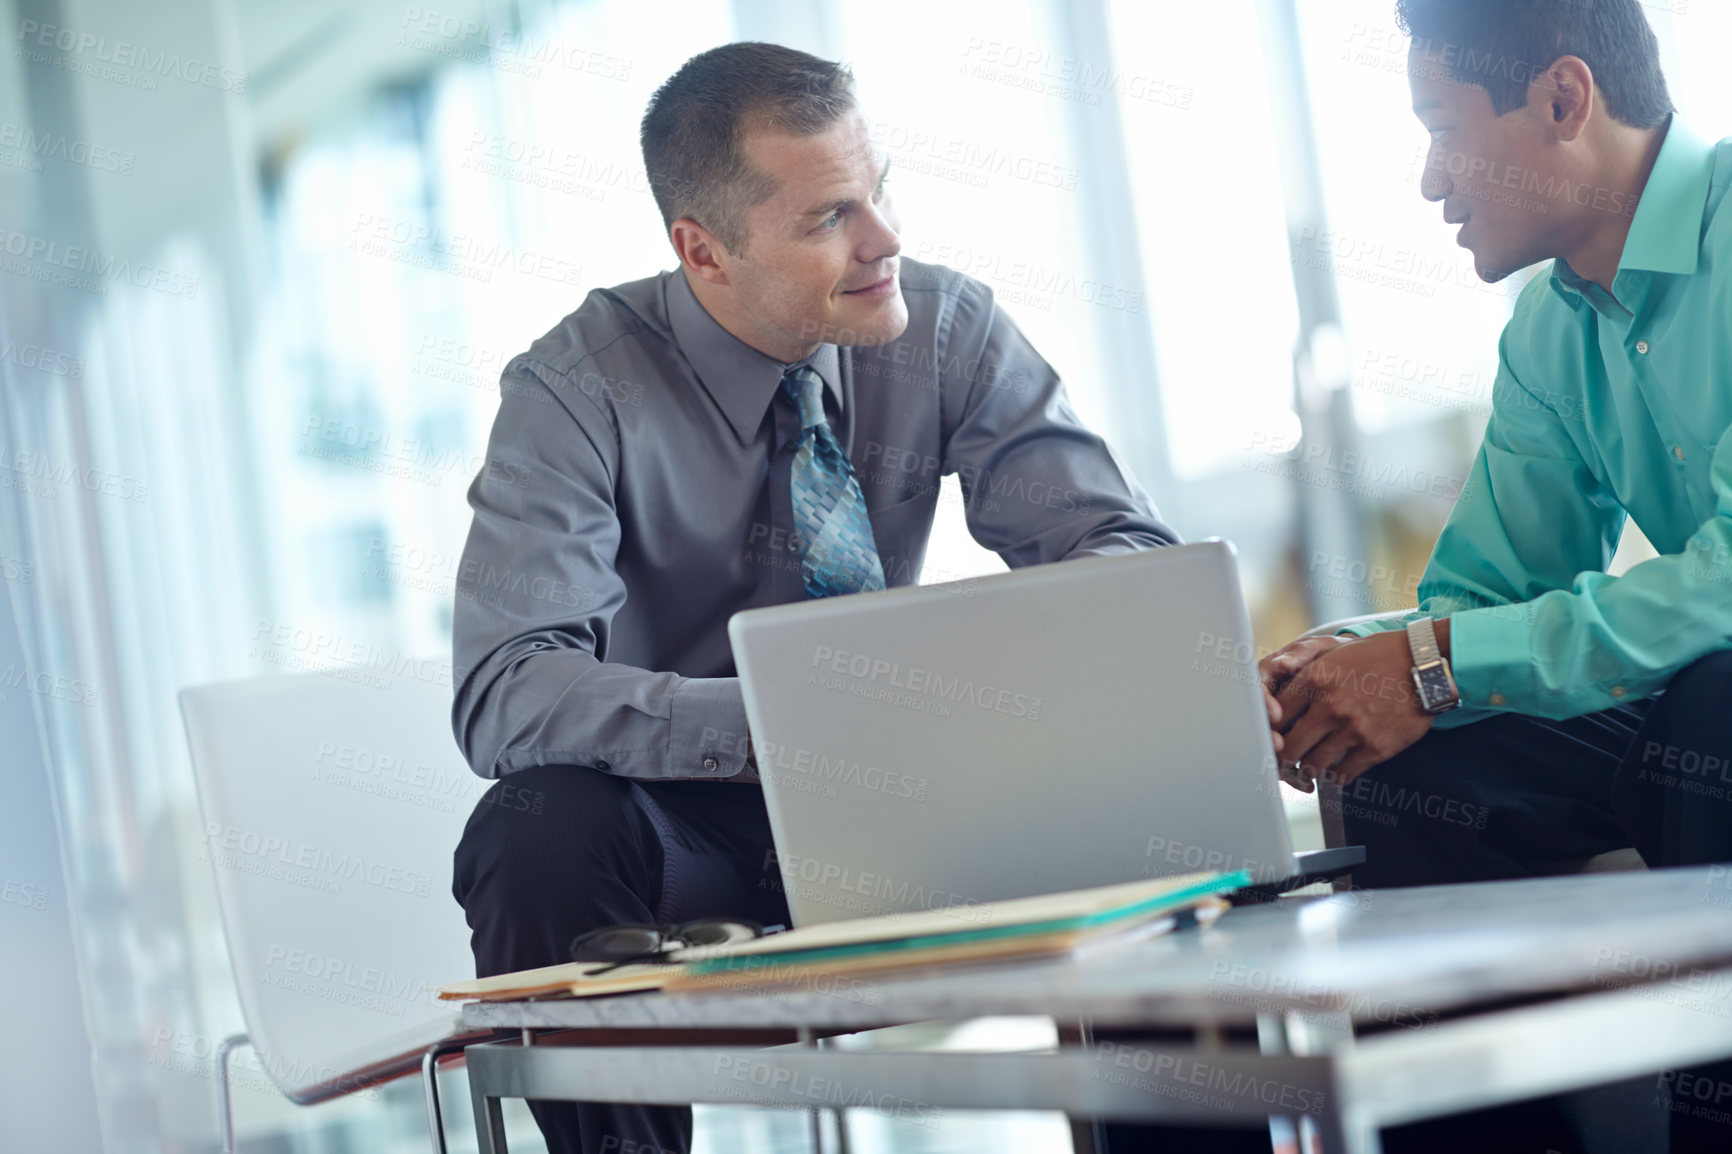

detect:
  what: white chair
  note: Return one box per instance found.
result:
[1301,613,1646,876]
[179,672,493,1153]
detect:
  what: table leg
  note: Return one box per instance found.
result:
[798,1027,832,1154]
[1058,1020,1103,1154]
[468,1050,510,1154]
[1311,1106,1379,1154]
[1263,1011,1373,1154]
[832,1087,854,1154]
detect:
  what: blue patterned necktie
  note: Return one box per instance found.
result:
[782,365,886,598]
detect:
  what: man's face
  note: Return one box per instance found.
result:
[1409,47,1565,282]
[721,108,905,358]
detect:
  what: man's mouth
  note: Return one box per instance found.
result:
[843,271,898,298]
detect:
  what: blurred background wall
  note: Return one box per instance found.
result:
[0,0,1718,1150]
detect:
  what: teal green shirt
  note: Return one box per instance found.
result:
[1346,119,1732,724]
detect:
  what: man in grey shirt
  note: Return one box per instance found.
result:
[450,41,1177,1154]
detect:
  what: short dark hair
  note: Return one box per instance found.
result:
[1395,0,1673,128]
[640,42,857,254]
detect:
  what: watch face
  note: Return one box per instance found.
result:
[1414,665,1456,708]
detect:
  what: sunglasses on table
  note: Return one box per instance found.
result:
[568,917,770,973]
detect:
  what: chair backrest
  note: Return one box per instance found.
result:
[179,672,486,1100]
[1300,611,1414,639]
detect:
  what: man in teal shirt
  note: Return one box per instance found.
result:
[1259,9,1729,1145]
[1261,0,1732,892]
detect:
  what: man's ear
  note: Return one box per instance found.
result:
[1536,55,1594,142]
[670,218,732,287]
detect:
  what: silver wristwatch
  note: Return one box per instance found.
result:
[1407,616,1461,715]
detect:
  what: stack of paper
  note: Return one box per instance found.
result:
[434,870,1248,1003]
[434,960,677,1002]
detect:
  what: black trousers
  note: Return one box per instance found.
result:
[1343,649,1732,881]
[1341,650,1732,1153]
[453,766,791,1154]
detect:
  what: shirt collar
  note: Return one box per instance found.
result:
[666,268,842,446]
[1550,117,1715,303]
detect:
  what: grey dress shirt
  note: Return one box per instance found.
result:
[453,258,1178,782]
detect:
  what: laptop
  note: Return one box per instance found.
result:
[728,540,1362,926]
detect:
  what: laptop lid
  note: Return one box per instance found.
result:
[728,541,1296,926]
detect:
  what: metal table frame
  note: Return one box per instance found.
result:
[463,976,1732,1154]
[460,869,1732,1153]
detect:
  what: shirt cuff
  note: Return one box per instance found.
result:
[669,676,752,778]
[1444,605,1536,711]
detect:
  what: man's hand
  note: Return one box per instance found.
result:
[1270,630,1435,791]
[1258,635,1351,792]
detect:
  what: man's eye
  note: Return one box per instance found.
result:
[819,211,842,231]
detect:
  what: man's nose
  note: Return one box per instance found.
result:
[858,201,900,263]
[1420,148,1451,203]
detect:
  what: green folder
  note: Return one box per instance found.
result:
[683,869,1251,976]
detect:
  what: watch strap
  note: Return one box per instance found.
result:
[1407,616,1443,666]
[1406,615,1461,713]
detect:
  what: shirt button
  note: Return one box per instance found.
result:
[595,759,611,771]
[1611,686,1627,698]
[1675,446,1686,462]
[702,756,719,771]
[787,534,802,553]
[1488,693,1506,707]
[1636,340,1650,355]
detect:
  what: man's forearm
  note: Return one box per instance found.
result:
[453,646,754,780]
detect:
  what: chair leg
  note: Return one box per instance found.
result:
[423,1039,475,1154]
[422,1044,450,1154]
[216,1033,251,1154]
